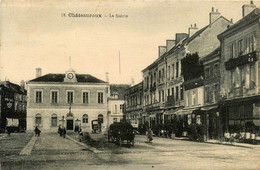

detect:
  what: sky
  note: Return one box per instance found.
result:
[0,0,259,85]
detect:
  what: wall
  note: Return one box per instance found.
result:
[188,17,231,58]
[27,83,108,132]
[220,22,259,98]
[184,86,204,108]
[27,108,107,132]
[27,83,108,108]
[108,99,124,126]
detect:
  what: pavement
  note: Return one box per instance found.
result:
[0,132,260,170]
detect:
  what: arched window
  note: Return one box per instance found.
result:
[51,114,57,127]
[35,113,42,125]
[83,114,88,123]
[98,114,103,123]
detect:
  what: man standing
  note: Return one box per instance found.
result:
[62,127,66,138]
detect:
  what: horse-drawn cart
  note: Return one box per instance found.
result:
[108,122,135,146]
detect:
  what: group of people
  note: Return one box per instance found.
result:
[58,125,66,138]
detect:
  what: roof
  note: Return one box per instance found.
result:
[142,16,230,73]
[218,8,260,39]
[183,76,204,91]
[125,82,143,92]
[0,81,27,94]
[110,84,131,100]
[28,74,106,83]
[200,47,220,63]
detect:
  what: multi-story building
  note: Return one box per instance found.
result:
[107,84,130,127]
[200,47,221,139]
[125,82,143,129]
[0,80,27,132]
[27,68,109,132]
[171,8,231,137]
[139,7,232,137]
[218,4,260,139]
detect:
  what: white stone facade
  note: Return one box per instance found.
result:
[27,70,109,132]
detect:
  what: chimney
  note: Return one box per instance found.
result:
[188,23,199,37]
[36,68,42,78]
[20,80,25,90]
[166,40,176,52]
[242,1,256,17]
[105,72,109,83]
[158,46,166,57]
[209,7,221,24]
[175,33,189,45]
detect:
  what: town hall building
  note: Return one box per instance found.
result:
[26,68,109,132]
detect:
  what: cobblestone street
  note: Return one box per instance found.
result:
[1,132,260,169]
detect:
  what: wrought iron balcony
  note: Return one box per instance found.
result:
[225,51,257,71]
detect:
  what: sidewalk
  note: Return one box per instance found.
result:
[204,139,260,149]
[149,135,260,149]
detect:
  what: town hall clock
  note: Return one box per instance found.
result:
[67,73,74,79]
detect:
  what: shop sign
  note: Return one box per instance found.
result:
[4,98,13,102]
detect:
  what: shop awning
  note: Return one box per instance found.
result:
[149,113,157,118]
[164,110,175,115]
[142,113,148,117]
[253,120,260,126]
[181,108,197,115]
[201,104,218,111]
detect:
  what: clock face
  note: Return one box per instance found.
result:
[67,73,74,79]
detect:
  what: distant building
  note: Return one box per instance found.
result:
[0,80,27,132]
[124,82,143,129]
[218,5,260,138]
[26,68,109,132]
[108,84,130,127]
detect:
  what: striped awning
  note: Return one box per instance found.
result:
[201,104,218,111]
[149,113,157,118]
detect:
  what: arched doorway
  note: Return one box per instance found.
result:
[66,112,74,130]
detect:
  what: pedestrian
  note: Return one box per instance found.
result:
[147,128,153,143]
[58,125,61,134]
[78,128,83,142]
[59,126,63,137]
[62,127,66,138]
[34,126,41,137]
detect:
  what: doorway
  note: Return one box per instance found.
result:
[67,120,73,130]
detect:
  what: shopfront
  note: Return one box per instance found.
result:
[201,104,221,140]
[220,97,260,144]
